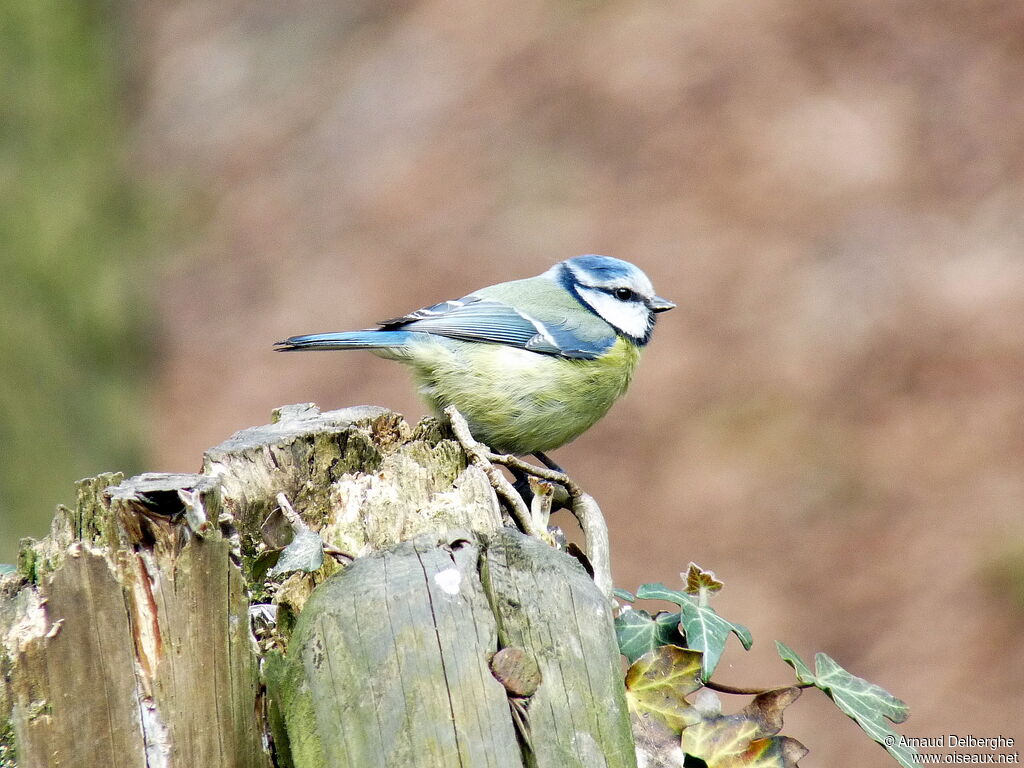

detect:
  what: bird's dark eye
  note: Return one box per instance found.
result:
[614,287,635,301]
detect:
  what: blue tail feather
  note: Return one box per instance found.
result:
[274,331,417,351]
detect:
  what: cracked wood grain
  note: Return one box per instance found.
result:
[481,530,637,768]
[277,532,523,768]
[1,474,269,768]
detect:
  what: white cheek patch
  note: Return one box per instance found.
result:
[577,287,651,339]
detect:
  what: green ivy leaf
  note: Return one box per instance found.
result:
[616,609,659,663]
[268,529,324,576]
[615,608,683,663]
[775,641,815,684]
[776,643,916,768]
[614,587,636,602]
[636,583,752,678]
[653,611,684,645]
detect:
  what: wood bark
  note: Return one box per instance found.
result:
[0,404,635,768]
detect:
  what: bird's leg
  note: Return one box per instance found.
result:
[532,451,565,474]
[510,466,536,506]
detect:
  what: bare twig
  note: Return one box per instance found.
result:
[569,491,613,602]
[528,477,554,532]
[323,545,355,564]
[275,492,306,532]
[487,453,613,601]
[487,453,583,495]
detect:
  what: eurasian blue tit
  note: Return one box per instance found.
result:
[276,255,674,466]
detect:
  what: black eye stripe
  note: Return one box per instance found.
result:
[576,281,647,305]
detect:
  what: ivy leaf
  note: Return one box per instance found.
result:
[624,645,704,733]
[679,603,753,680]
[683,716,759,765]
[774,642,814,684]
[776,643,916,768]
[636,583,753,678]
[684,562,724,596]
[743,687,803,736]
[683,725,807,768]
[614,587,636,602]
[616,609,660,663]
[681,688,807,767]
[739,737,809,767]
[653,611,684,645]
[268,529,324,576]
[615,608,683,663]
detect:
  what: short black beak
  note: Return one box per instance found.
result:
[650,296,676,313]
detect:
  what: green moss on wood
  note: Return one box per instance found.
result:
[16,538,37,585]
[16,472,125,584]
[264,650,326,768]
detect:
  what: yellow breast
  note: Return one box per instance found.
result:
[406,337,641,455]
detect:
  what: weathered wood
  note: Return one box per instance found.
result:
[2,472,269,768]
[482,530,636,768]
[204,404,503,561]
[0,405,635,768]
[12,549,148,768]
[272,532,523,767]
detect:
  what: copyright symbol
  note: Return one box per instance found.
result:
[883,735,897,747]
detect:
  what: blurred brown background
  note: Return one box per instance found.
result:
[5,0,1024,763]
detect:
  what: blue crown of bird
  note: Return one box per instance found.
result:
[276,255,674,469]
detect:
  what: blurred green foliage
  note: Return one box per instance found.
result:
[982,541,1024,617]
[0,0,152,560]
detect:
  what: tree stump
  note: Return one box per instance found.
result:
[0,405,635,768]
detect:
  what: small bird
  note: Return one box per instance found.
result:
[276,255,674,470]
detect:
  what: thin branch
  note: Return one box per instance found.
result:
[323,545,355,564]
[487,453,583,497]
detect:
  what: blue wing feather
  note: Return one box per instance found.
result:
[379,295,611,359]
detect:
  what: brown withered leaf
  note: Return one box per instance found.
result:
[681,688,807,767]
[684,562,724,596]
